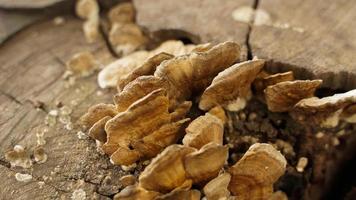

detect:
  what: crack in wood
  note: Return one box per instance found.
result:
[0,90,23,105]
[246,0,260,60]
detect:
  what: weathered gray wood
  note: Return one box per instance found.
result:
[134,0,356,91]
[134,0,252,60]
[250,0,356,90]
[0,16,125,200]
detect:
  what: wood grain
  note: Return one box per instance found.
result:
[250,0,356,90]
[134,0,252,60]
[0,16,124,199]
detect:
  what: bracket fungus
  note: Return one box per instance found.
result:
[113,76,169,112]
[155,41,240,108]
[228,143,287,199]
[264,79,323,112]
[88,116,112,143]
[132,118,190,158]
[139,144,195,193]
[254,71,295,100]
[103,89,170,160]
[199,59,264,111]
[98,40,200,89]
[80,103,117,128]
[184,143,228,184]
[117,53,174,92]
[291,89,356,127]
[77,40,356,199]
[207,106,227,124]
[203,173,232,200]
[183,113,224,149]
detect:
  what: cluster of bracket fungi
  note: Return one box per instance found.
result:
[81,40,356,199]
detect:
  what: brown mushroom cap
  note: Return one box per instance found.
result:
[154,41,240,106]
[139,145,195,193]
[264,79,322,112]
[184,143,228,184]
[80,103,117,128]
[203,173,232,200]
[228,143,287,199]
[199,59,265,111]
[113,185,160,200]
[117,53,174,92]
[183,113,224,149]
[114,76,169,112]
[291,89,356,126]
[103,89,170,156]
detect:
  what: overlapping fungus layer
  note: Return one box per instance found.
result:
[81,40,356,199]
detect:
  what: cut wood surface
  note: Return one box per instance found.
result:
[135,0,356,90]
[250,0,356,90]
[134,0,252,60]
[0,16,124,199]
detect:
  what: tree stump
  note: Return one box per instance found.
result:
[1,0,356,199]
